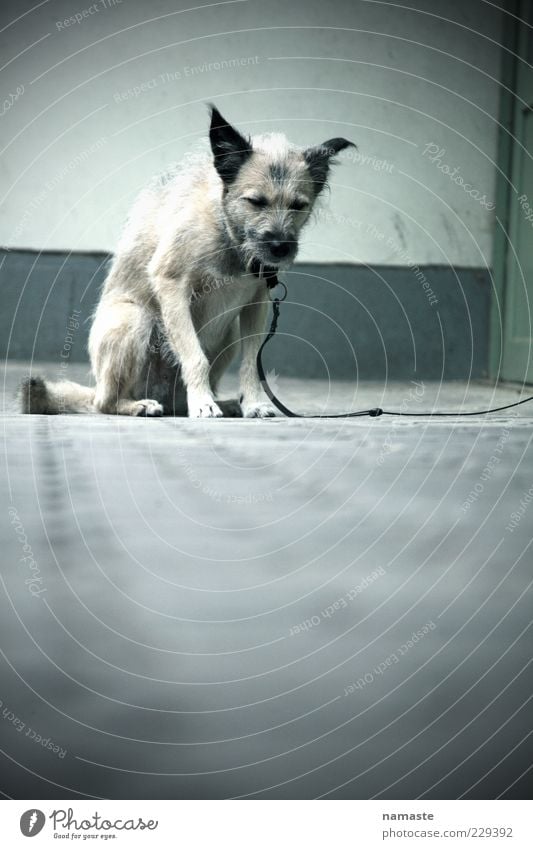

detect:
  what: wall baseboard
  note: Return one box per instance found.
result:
[0,249,490,380]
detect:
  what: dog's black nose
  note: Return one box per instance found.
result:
[270,241,291,258]
[265,233,292,258]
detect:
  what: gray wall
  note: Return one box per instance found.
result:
[0,249,490,380]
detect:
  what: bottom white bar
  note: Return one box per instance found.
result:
[2,800,530,848]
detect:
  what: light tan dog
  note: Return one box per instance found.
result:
[21,106,353,417]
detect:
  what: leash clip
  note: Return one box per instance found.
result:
[268,279,288,302]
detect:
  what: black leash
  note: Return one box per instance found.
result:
[256,278,533,420]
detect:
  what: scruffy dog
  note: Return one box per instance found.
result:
[22,106,353,417]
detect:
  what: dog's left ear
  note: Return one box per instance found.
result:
[208,105,253,185]
[304,137,356,194]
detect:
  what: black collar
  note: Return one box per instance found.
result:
[250,258,279,289]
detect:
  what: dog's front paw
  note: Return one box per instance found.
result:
[187,394,223,418]
[242,400,277,418]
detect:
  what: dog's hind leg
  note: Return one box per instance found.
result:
[90,299,163,416]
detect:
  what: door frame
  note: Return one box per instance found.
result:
[490,1,529,380]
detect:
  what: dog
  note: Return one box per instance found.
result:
[21,106,354,418]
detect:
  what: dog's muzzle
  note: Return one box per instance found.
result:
[261,231,297,261]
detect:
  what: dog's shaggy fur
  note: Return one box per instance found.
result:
[21,106,354,417]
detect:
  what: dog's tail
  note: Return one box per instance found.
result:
[20,376,95,414]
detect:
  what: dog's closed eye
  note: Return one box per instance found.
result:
[243,195,309,211]
[245,196,269,208]
[288,199,309,211]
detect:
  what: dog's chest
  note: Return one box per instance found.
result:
[191,274,261,342]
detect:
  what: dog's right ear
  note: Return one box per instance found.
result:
[208,105,252,185]
[304,137,356,195]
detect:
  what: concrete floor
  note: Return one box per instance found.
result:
[1,362,532,799]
